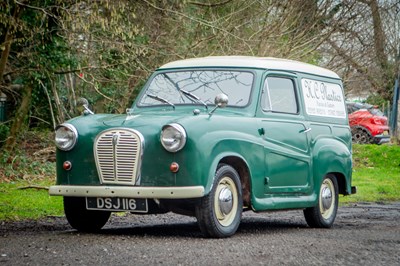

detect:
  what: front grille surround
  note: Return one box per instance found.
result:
[94,128,144,185]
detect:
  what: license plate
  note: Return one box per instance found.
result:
[86,197,148,213]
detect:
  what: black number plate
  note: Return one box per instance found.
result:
[86,197,148,213]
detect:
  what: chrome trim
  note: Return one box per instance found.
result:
[218,187,233,215]
[49,185,205,199]
[373,134,390,145]
[321,186,333,210]
[55,123,78,151]
[94,128,145,186]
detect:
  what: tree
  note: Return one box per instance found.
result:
[0,0,76,151]
[321,0,400,102]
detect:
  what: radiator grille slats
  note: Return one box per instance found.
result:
[94,129,143,185]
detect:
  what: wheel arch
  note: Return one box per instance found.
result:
[326,172,348,195]
[312,138,353,195]
[219,156,252,208]
[351,125,372,137]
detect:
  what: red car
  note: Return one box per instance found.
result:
[346,102,390,144]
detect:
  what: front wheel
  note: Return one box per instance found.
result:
[64,197,111,232]
[352,128,371,144]
[304,174,338,228]
[196,165,243,238]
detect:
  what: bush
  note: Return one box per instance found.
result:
[0,123,9,146]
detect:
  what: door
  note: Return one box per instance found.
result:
[259,75,312,195]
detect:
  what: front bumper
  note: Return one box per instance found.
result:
[49,185,205,199]
[372,134,390,145]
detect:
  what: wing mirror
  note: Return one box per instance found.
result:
[209,93,228,116]
[76,97,94,115]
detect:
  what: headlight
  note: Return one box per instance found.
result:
[55,123,78,151]
[160,123,187,152]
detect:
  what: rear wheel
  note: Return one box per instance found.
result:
[304,174,338,228]
[64,197,111,232]
[196,165,243,238]
[352,128,371,144]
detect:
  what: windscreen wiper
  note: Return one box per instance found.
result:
[162,73,208,110]
[146,93,175,110]
[180,89,208,110]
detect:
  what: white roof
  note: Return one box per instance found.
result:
[159,56,340,79]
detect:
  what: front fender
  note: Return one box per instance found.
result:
[199,133,264,196]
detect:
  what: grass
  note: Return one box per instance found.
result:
[0,180,63,220]
[0,136,399,221]
[340,143,400,204]
[0,130,64,220]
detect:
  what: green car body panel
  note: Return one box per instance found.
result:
[50,57,355,235]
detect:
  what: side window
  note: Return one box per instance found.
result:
[263,77,298,114]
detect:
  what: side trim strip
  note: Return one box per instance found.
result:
[49,185,205,199]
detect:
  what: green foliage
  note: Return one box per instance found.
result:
[0,123,9,144]
[365,94,386,107]
[0,130,54,176]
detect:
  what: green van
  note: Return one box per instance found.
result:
[50,56,356,238]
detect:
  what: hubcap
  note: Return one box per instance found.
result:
[218,187,233,215]
[321,186,332,210]
[319,178,335,219]
[214,176,238,226]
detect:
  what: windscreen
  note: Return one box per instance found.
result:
[138,70,254,107]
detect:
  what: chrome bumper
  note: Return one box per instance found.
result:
[372,134,390,145]
[49,185,205,199]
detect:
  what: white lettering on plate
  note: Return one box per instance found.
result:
[301,78,346,118]
[128,199,137,209]
[105,198,112,209]
[97,198,105,208]
[96,197,137,210]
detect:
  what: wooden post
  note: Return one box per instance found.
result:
[397,100,400,140]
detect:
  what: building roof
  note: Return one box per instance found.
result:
[159,56,340,79]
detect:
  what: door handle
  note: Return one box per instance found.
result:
[300,128,312,133]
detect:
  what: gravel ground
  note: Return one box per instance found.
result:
[1,202,399,265]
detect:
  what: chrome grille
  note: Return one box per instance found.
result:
[94,129,143,185]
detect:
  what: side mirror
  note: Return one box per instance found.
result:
[76,97,94,115]
[214,93,228,108]
[209,93,228,116]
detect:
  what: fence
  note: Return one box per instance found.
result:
[0,93,6,122]
[390,76,399,139]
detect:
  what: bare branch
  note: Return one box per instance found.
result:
[14,0,57,19]
[18,185,49,190]
[188,0,232,7]
[142,0,254,55]
[327,39,380,89]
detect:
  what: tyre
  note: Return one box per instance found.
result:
[304,174,338,228]
[64,197,111,232]
[352,128,371,144]
[195,164,243,238]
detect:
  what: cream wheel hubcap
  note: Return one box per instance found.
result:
[214,176,238,226]
[320,178,335,219]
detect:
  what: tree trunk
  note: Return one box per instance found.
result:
[368,0,391,99]
[4,85,33,152]
[0,31,13,84]
[0,5,21,84]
